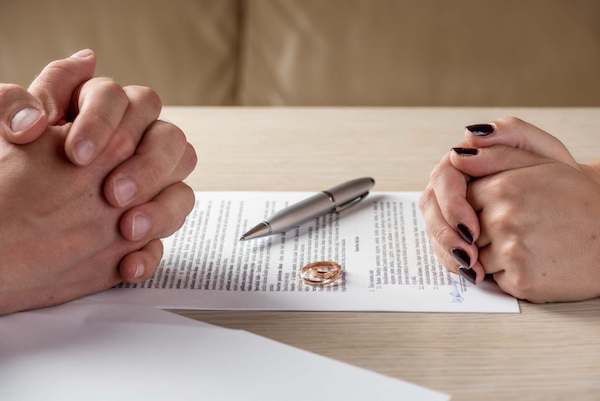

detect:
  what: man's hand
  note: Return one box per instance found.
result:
[0,52,197,313]
[421,117,600,302]
[0,50,197,285]
[0,114,196,315]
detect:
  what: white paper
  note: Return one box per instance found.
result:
[0,303,449,401]
[85,192,518,313]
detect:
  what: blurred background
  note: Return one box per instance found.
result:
[1,0,599,106]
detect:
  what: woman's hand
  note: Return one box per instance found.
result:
[451,144,600,302]
[420,116,600,302]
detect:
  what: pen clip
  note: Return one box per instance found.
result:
[334,192,369,213]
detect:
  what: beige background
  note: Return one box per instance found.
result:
[0,0,239,105]
[1,0,600,106]
[165,106,600,401]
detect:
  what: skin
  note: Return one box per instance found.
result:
[420,116,600,303]
[0,50,197,314]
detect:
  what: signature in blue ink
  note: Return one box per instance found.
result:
[449,278,464,303]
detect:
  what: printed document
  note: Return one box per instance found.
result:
[86,192,518,313]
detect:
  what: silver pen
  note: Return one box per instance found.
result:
[240,177,375,241]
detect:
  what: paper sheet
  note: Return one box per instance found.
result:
[0,303,449,401]
[86,192,518,313]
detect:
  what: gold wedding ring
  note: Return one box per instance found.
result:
[300,261,343,287]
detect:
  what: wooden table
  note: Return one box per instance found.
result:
[163,107,600,401]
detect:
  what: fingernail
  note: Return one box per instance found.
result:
[452,147,479,156]
[114,177,137,206]
[10,107,41,132]
[459,267,477,284]
[70,49,94,59]
[457,223,474,245]
[134,263,145,278]
[131,213,151,240]
[466,123,494,136]
[73,139,96,165]
[451,247,471,267]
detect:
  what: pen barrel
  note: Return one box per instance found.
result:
[326,177,375,206]
[268,192,334,233]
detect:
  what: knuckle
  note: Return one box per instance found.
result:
[43,59,77,79]
[182,184,196,213]
[509,271,532,298]
[0,83,25,98]
[98,79,127,103]
[187,144,198,169]
[418,188,434,212]
[166,124,187,146]
[109,132,137,161]
[129,86,162,113]
[430,224,453,245]
[502,240,527,266]
[88,109,119,134]
[486,206,520,235]
[494,115,524,130]
[144,163,164,186]
[428,163,443,182]
[445,194,463,213]
[491,174,520,198]
[150,121,187,154]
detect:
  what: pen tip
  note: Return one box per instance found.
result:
[239,222,270,241]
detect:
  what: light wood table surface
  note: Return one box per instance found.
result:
[162,107,600,401]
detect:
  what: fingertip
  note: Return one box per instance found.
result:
[70,48,96,60]
[27,49,98,126]
[456,223,475,245]
[119,209,153,242]
[119,210,135,241]
[119,254,149,284]
[119,240,163,283]
[448,147,484,176]
[119,257,144,283]
[472,262,486,285]
[65,137,97,166]
[68,49,98,75]
[103,176,120,208]
[0,84,48,144]
[3,111,48,144]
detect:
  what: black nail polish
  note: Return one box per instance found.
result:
[459,267,477,284]
[451,247,471,267]
[457,223,473,245]
[451,147,478,156]
[466,123,494,136]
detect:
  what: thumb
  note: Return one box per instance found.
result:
[463,116,578,169]
[449,145,551,178]
[0,84,48,144]
[28,48,96,125]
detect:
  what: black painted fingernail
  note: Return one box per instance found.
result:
[451,247,471,267]
[457,223,474,245]
[466,123,494,136]
[459,267,477,284]
[451,147,479,156]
